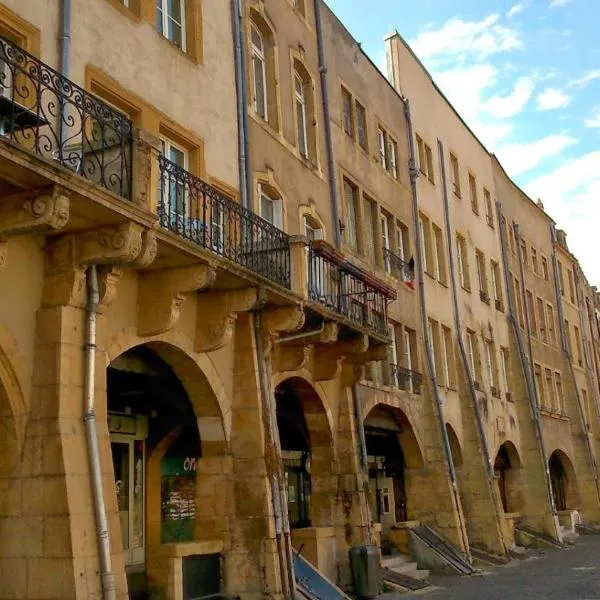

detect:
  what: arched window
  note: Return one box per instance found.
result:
[249,11,279,130]
[258,182,283,229]
[293,59,317,163]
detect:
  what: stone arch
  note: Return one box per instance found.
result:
[493,440,523,513]
[549,449,578,511]
[105,327,230,445]
[275,376,335,528]
[445,422,463,468]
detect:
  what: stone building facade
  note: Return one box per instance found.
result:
[0,1,599,599]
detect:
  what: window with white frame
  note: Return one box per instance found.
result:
[251,24,268,120]
[389,138,398,179]
[160,138,188,223]
[343,178,359,250]
[156,0,186,49]
[441,325,450,386]
[259,184,283,229]
[295,69,308,157]
[466,330,479,382]
[390,325,399,386]
[378,127,388,169]
[500,347,510,394]
[381,213,391,272]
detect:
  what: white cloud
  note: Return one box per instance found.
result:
[536,88,571,110]
[584,108,600,128]
[550,0,572,7]
[507,2,526,17]
[483,77,534,118]
[569,70,600,88]
[410,14,522,63]
[496,134,577,176]
[525,152,600,285]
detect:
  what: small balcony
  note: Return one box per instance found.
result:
[390,364,423,394]
[158,155,291,289]
[383,247,414,287]
[0,35,132,199]
[307,240,395,337]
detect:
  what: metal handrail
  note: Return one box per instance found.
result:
[0,35,133,198]
[158,155,291,288]
[390,363,423,394]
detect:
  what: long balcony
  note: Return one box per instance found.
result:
[158,155,291,289]
[308,240,396,337]
[0,35,133,199]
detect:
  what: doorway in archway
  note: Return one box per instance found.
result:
[549,451,574,511]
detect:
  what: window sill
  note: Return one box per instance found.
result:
[105,0,141,22]
[461,284,471,294]
[155,31,200,65]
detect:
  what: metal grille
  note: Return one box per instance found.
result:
[308,242,389,335]
[383,247,413,281]
[0,35,133,198]
[390,364,423,394]
[158,155,291,288]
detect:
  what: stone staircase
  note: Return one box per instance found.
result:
[380,553,430,592]
[560,525,579,545]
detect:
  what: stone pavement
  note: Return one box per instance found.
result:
[398,534,600,600]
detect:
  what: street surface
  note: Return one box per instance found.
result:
[403,534,600,599]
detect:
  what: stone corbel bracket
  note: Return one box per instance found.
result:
[313,333,370,384]
[42,222,157,308]
[195,287,263,353]
[261,306,306,356]
[138,264,217,337]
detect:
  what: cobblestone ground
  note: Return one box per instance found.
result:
[402,535,600,600]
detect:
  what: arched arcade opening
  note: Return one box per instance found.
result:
[549,450,578,512]
[493,441,523,513]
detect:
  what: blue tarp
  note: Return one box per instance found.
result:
[293,553,353,600]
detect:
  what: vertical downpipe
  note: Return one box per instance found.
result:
[58,0,71,151]
[84,266,117,600]
[403,99,470,557]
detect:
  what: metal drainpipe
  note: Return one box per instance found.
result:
[403,100,470,557]
[59,0,71,75]
[313,0,341,248]
[436,140,506,553]
[84,266,117,600]
[549,228,600,505]
[231,0,251,209]
[252,311,297,598]
[496,209,559,531]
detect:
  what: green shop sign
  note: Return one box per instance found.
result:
[161,456,200,477]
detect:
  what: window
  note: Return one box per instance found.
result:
[356,101,367,150]
[341,86,353,137]
[160,138,188,222]
[402,328,419,392]
[456,234,470,291]
[469,173,478,214]
[251,24,268,120]
[428,319,438,377]
[381,212,392,272]
[293,0,306,16]
[574,325,583,366]
[295,69,308,157]
[388,325,400,387]
[526,290,536,337]
[500,347,510,396]
[442,326,455,387]
[363,196,377,263]
[484,188,493,227]
[534,363,544,408]
[396,221,409,262]
[425,143,434,183]
[466,330,481,385]
[156,0,185,49]
[531,247,538,275]
[450,153,460,197]
[514,275,525,328]
[558,260,565,296]
[564,319,572,354]
[416,135,426,174]
[545,368,555,411]
[389,138,399,179]
[433,224,446,285]
[537,297,547,343]
[509,224,516,255]
[555,372,563,413]
[547,303,556,345]
[567,269,575,304]
[485,340,498,390]
[476,249,488,302]
[491,260,503,309]
[343,178,359,250]
[541,256,549,281]
[304,215,322,241]
[419,214,433,275]
[582,389,591,431]
[378,127,388,169]
[259,184,283,229]
[519,239,527,267]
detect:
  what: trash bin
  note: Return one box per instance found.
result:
[349,544,380,599]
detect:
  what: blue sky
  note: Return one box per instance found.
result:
[325,0,600,285]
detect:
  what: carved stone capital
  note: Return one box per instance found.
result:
[275,344,312,374]
[261,306,305,355]
[42,266,87,308]
[97,267,123,312]
[0,186,70,240]
[313,346,344,382]
[79,222,149,265]
[195,288,261,353]
[309,333,370,383]
[341,361,366,386]
[138,265,217,337]
[319,321,339,344]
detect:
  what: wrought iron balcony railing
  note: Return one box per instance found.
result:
[383,247,414,283]
[308,240,395,336]
[158,155,291,288]
[0,36,133,199]
[390,364,423,394]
